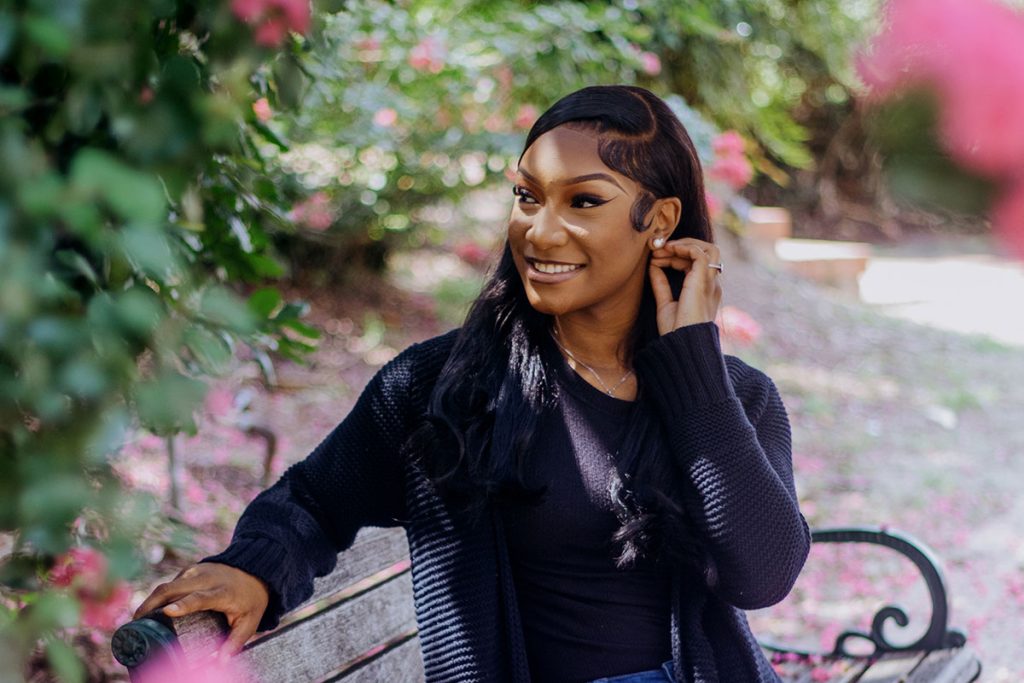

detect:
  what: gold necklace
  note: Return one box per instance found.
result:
[550,329,634,397]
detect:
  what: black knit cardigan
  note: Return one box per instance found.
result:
[204,322,810,683]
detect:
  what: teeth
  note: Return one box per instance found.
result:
[533,262,582,274]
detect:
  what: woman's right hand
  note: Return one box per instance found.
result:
[133,562,270,658]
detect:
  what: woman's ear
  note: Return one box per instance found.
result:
[650,197,682,235]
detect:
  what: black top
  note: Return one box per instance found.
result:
[204,323,809,682]
[501,357,672,682]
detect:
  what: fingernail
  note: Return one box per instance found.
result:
[165,603,179,614]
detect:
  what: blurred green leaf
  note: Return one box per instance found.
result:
[22,15,72,57]
[248,287,283,318]
[184,324,233,373]
[46,636,86,683]
[134,371,206,434]
[199,286,256,333]
[70,149,166,224]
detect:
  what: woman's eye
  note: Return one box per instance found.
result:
[571,194,606,209]
[512,185,538,204]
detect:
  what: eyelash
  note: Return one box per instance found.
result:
[512,185,606,209]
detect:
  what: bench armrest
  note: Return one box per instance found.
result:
[112,610,228,678]
[760,525,968,659]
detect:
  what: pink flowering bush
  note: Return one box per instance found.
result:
[454,241,491,268]
[408,36,446,73]
[50,547,133,631]
[704,130,754,226]
[717,306,762,347]
[290,191,334,231]
[858,0,1024,255]
[231,0,311,48]
[251,98,273,122]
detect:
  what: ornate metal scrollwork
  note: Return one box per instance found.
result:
[762,526,967,660]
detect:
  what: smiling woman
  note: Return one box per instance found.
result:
[132,86,809,683]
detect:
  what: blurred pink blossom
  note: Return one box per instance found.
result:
[205,386,235,419]
[52,547,106,588]
[639,52,662,76]
[408,37,446,73]
[717,306,762,347]
[454,241,490,267]
[231,0,310,48]
[373,107,397,128]
[251,98,272,122]
[993,180,1024,258]
[137,652,251,683]
[81,581,132,630]
[712,130,746,157]
[289,191,333,231]
[51,547,133,630]
[858,0,1024,178]
[709,154,754,190]
[704,189,723,219]
[514,104,539,131]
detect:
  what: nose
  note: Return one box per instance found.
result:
[526,205,569,250]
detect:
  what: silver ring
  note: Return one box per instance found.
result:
[708,262,724,273]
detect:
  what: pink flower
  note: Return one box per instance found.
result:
[993,180,1024,258]
[355,37,380,52]
[205,386,235,419]
[454,241,490,267]
[712,130,746,157]
[231,0,311,48]
[289,191,333,231]
[251,97,272,122]
[717,306,762,346]
[372,107,397,128]
[514,104,539,130]
[81,581,132,630]
[136,651,251,683]
[639,51,662,76]
[709,154,753,190]
[51,547,134,631]
[408,37,446,73]
[51,547,107,588]
[858,0,1024,177]
[705,189,723,219]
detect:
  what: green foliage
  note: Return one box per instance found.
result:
[0,0,321,676]
[262,0,875,263]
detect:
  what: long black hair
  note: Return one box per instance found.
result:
[408,85,714,569]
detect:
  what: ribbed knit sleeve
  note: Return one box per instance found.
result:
[202,331,457,630]
[634,322,809,610]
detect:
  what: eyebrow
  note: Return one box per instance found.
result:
[518,168,626,192]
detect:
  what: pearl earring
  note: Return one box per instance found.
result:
[652,237,666,249]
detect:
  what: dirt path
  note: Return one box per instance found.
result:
[722,238,1024,680]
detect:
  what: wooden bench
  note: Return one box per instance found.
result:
[112,526,981,682]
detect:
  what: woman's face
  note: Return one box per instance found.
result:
[508,126,652,321]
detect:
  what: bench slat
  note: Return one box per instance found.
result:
[773,657,868,683]
[907,648,981,683]
[329,635,425,683]
[296,527,409,614]
[858,652,926,683]
[239,571,417,683]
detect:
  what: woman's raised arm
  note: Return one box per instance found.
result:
[634,322,810,610]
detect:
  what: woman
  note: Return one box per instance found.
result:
[135,85,810,683]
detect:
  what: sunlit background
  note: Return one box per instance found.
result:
[2,0,1023,680]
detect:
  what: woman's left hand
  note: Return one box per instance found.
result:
[649,238,723,335]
